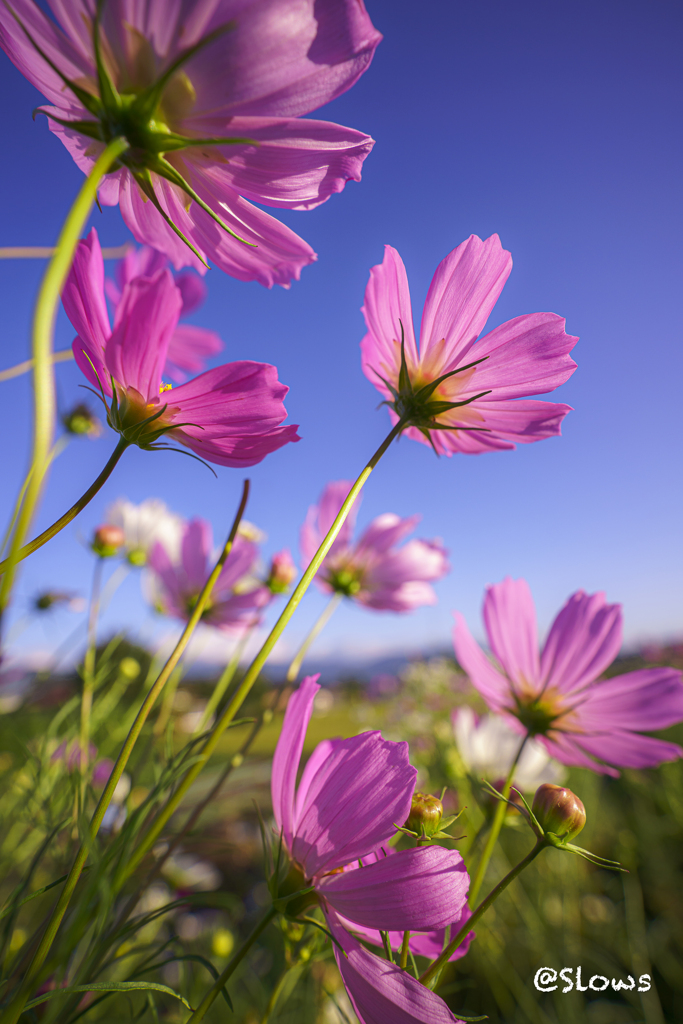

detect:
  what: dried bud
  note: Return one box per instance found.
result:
[62,402,102,437]
[267,550,296,593]
[405,792,443,838]
[91,525,125,558]
[532,784,586,840]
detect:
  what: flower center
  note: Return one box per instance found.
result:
[326,566,363,597]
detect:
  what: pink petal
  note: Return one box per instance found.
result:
[355,514,421,557]
[361,245,419,396]
[419,235,512,366]
[359,581,439,613]
[574,730,683,770]
[292,732,416,878]
[540,591,622,695]
[105,270,182,399]
[365,539,449,588]
[271,675,321,850]
[294,738,344,823]
[215,536,259,593]
[452,612,511,712]
[180,519,212,593]
[207,587,272,633]
[328,914,464,1024]
[63,229,111,392]
[175,271,207,316]
[482,577,540,692]
[147,540,185,617]
[464,313,578,399]
[118,173,208,274]
[300,481,360,569]
[317,846,469,932]
[573,668,683,731]
[166,324,224,383]
[538,733,620,777]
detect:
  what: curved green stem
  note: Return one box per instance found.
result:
[420,840,545,987]
[0,437,129,577]
[188,908,277,1023]
[0,481,250,1024]
[0,136,128,625]
[79,557,104,775]
[468,734,528,905]
[121,419,405,880]
[286,592,342,683]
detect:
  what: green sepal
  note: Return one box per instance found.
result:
[92,0,121,113]
[155,155,257,247]
[412,355,489,401]
[132,170,209,267]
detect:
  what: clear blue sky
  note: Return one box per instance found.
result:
[1,0,682,671]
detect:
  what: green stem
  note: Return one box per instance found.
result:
[0,437,130,577]
[286,592,342,683]
[79,557,104,775]
[468,734,528,905]
[260,963,298,1024]
[420,840,545,987]
[400,931,411,970]
[193,619,258,734]
[0,350,74,384]
[0,481,250,1024]
[121,420,405,879]
[0,137,128,624]
[188,908,277,1023]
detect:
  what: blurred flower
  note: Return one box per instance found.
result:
[272,676,470,940]
[361,235,578,454]
[64,229,299,466]
[453,706,565,790]
[61,402,102,438]
[33,590,85,613]
[105,246,223,383]
[266,549,297,594]
[91,524,125,558]
[161,851,222,893]
[147,518,271,633]
[105,497,184,566]
[0,0,380,286]
[301,481,449,611]
[453,577,683,776]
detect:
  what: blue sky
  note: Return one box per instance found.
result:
[1,0,682,671]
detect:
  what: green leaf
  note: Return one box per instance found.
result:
[24,981,193,1012]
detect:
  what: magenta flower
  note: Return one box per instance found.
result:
[105,245,223,383]
[453,577,683,776]
[63,229,299,467]
[361,235,578,454]
[300,482,449,610]
[0,0,380,286]
[147,517,271,634]
[271,676,471,938]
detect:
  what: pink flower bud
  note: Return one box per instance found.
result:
[532,783,586,839]
[267,550,297,594]
[91,525,125,558]
[405,792,443,838]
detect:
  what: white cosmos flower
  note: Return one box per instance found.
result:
[453,706,565,791]
[105,498,184,566]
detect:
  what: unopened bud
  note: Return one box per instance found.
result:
[405,792,443,838]
[267,549,296,593]
[62,402,101,437]
[532,784,586,840]
[34,590,83,613]
[91,525,125,558]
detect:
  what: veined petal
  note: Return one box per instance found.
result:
[294,738,343,824]
[483,578,540,693]
[118,173,208,274]
[214,535,260,592]
[575,730,683,770]
[180,518,212,593]
[317,846,469,932]
[452,612,511,712]
[361,245,419,394]
[63,229,111,391]
[538,733,620,777]
[292,732,416,878]
[271,675,320,850]
[105,269,182,398]
[573,668,683,731]
[419,234,512,366]
[166,324,224,382]
[539,591,622,695]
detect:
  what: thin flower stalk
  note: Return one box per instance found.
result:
[0,481,250,1024]
[286,593,343,683]
[193,618,260,734]
[119,418,406,879]
[0,136,128,625]
[78,556,105,776]
[0,349,73,383]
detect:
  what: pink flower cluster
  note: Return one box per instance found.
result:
[272,675,473,1023]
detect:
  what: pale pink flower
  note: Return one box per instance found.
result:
[63,229,299,467]
[105,245,222,383]
[0,0,380,286]
[453,577,683,776]
[300,482,449,611]
[147,518,271,634]
[361,235,578,454]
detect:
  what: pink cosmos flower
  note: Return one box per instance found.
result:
[147,517,271,634]
[0,0,380,287]
[63,229,299,467]
[105,245,223,383]
[300,481,449,610]
[272,676,471,945]
[361,235,578,454]
[453,577,683,776]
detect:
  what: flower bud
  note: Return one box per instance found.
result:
[266,550,297,593]
[405,792,443,838]
[62,402,102,437]
[34,590,83,613]
[91,525,125,558]
[532,783,586,840]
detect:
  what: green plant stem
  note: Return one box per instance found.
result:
[468,735,528,905]
[0,350,74,384]
[420,840,545,987]
[188,908,277,1022]
[0,437,130,576]
[286,592,343,683]
[121,419,405,879]
[400,931,411,970]
[79,557,104,775]
[260,962,300,1024]
[194,619,258,734]
[0,481,250,1024]
[0,137,129,625]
